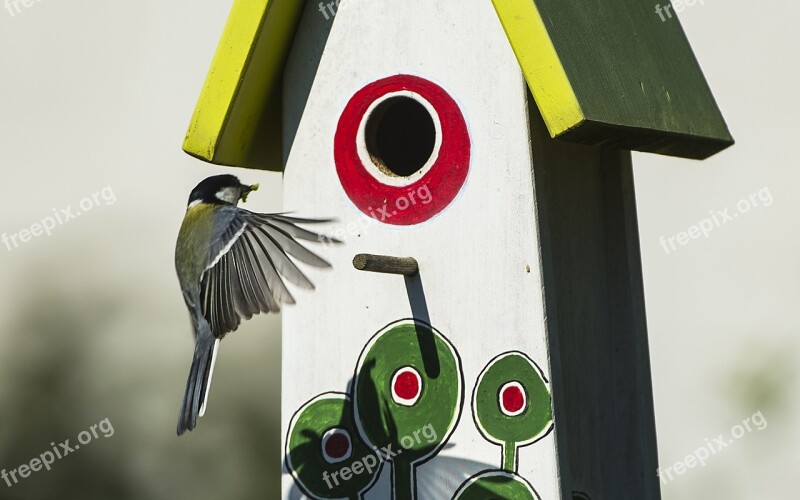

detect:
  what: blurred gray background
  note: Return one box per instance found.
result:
[0,1,795,499]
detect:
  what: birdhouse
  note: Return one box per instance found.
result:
[182,1,732,499]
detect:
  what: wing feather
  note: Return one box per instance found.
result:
[251,226,315,289]
[218,253,239,332]
[199,207,339,338]
[230,243,260,318]
[244,231,298,302]
[197,208,335,339]
[242,231,291,308]
[258,224,332,267]
[248,213,340,243]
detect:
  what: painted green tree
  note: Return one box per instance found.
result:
[285,320,463,500]
[453,351,553,499]
[354,320,463,500]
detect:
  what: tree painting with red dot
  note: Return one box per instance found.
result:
[453,352,553,499]
[353,320,463,500]
[285,393,380,499]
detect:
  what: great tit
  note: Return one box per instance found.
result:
[175,174,336,435]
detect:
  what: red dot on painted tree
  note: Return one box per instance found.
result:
[394,371,420,400]
[502,385,525,414]
[324,433,350,459]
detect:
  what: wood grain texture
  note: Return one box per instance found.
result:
[529,96,661,499]
[353,254,419,276]
[494,0,734,159]
[281,1,563,497]
[490,0,584,137]
[182,0,305,171]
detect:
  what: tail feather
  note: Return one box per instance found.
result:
[177,321,217,435]
[199,339,221,417]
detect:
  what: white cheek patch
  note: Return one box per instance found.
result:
[215,187,239,204]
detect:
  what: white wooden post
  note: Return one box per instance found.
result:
[281,2,562,498]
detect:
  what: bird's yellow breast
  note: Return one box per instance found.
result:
[175,203,217,287]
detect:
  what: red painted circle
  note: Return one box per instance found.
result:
[334,74,470,225]
[501,385,525,414]
[324,432,350,459]
[394,370,420,401]
[391,366,423,406]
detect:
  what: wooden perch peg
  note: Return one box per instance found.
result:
[353,254,419,276]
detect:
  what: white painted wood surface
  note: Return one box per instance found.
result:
[281,0,561,498]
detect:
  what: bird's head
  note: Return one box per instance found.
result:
[187,174,260,207]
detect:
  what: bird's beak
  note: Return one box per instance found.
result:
[240,183,259,203]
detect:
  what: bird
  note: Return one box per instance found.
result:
[175,174,337,435]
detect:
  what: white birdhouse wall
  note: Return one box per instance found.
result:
[281,1,560,498]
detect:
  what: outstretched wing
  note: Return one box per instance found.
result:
[199,208,338,338]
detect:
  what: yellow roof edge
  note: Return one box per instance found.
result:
[182,0,272,164]
[492,0,585,137]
